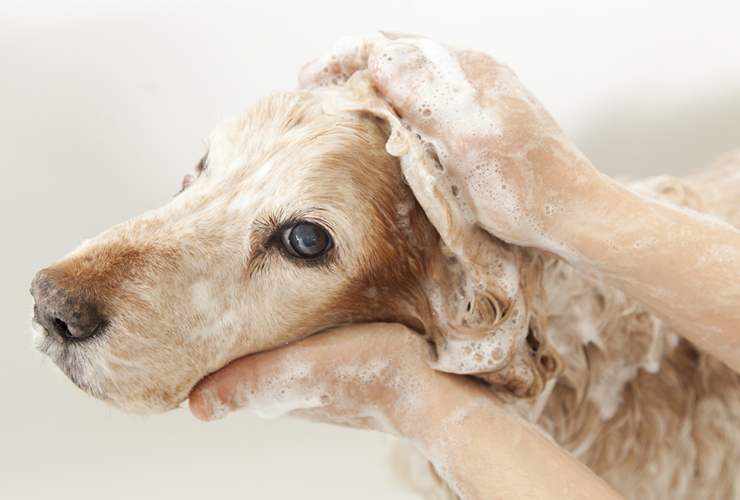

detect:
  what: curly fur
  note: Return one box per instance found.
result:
[30,74,740,499]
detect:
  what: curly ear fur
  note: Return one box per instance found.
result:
[424,235,565,399]
[324,71,565,399]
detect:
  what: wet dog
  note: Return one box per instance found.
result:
[31,73,740,499]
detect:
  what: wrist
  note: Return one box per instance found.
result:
[396,373,627,500]
[389,369,477,439]
[394,372,496,456]
[535,167,621,262]
[552,175,645,267]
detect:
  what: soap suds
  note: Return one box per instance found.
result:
[314,35,729,419]
[314,39,552,397]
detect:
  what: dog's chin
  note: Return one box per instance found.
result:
[33,330,113,404]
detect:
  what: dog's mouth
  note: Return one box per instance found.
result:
[31,318,113,404]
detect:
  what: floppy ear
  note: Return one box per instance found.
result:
[419,223,565,399]
[323,71,564,399]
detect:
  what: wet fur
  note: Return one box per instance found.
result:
[31,84,740,499]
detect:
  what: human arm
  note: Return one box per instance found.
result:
[300,34,740,374]
[544,176,740,373]
[189,323,625,500]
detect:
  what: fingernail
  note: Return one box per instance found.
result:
[190,385,232,422]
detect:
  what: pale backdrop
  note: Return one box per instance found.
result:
[2,1,739,499]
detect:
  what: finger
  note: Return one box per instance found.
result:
[189,324,411,422]
[188,354,259,422]
[189,341,331,422]
[297,32,422,89]
[298,36,364,89]
[371,41,506,171]
[368,40,434,129]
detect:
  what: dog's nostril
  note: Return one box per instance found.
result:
[52,318,70,339]
[30,269,106,342]
[51,317,101,340]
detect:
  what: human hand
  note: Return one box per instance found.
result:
[301,34,607,255]
[189,323,461,436]
[189,321,627,500]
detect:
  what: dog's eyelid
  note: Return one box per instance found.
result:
[265,210,334,234]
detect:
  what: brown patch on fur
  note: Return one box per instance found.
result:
[47,238,180,319]
[30,79,740,499]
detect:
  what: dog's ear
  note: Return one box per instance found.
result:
[325,71,564,399]
[421,227,565,399]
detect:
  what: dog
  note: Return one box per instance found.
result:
[30,70,740,499]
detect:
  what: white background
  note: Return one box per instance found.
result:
[2,1,739,499]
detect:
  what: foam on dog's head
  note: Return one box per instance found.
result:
[320,71,564,398]
[34,57,562,414]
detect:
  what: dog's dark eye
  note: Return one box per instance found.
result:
[282,222,332,259]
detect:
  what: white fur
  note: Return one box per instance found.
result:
[32,77,740,499]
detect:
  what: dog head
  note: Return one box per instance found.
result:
[30,72,563,414]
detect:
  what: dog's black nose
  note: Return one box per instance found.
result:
[30,269,106,341]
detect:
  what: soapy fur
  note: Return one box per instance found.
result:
[30,66,740,499]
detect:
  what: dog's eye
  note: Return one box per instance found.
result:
[282,222,332,259]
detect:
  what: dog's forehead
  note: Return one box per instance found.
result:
[192,92,392,215]
[205,92,342,173]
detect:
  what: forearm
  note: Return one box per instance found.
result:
[399,375,625,500]
[551,172,740,373]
